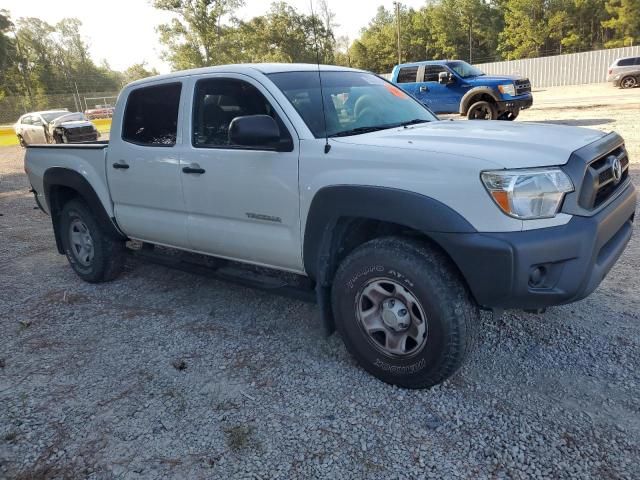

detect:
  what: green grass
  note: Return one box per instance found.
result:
[0,132,17,146]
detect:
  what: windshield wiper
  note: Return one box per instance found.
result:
[329,119,431,138]
[329,125,395,138]
[398,119,430,128]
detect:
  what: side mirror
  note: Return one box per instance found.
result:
[228,115,281,148]
[438,71,454,85]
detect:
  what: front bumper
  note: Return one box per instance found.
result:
[433,182,636,310]
[496,94,533,112]
[612,77,624,87]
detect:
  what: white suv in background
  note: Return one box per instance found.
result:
[607,56,640,82]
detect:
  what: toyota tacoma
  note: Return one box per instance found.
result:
[24,64,636,389]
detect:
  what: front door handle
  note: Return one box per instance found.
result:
[419,86,428,93]
[182,165,205,174]
[112,162,129,169]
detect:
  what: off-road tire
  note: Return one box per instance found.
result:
[620,76,637,89]
[467,100,498,120]
[332,236,478,389]
[59,199,126,283]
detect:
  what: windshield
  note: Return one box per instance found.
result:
[268,71,437,138]
[447,61,485,78]
[41,111,70,123]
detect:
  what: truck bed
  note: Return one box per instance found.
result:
[24,141,113,217]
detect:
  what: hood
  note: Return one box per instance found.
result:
[50,113,92,128]
[54,120,94,128]
[332,120,606,169]
[465,74,524,85]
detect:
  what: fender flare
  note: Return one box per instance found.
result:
[43,167,126,253]
[459,87,500,115]
[304,185,476,334]
[303,185,476,280]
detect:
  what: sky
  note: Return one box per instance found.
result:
[2,0,426,73]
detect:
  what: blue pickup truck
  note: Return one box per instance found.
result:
[391,60,533,120]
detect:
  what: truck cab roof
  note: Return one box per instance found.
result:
[127,63,366,88]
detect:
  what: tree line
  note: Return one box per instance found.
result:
[0,11,158,109]
[153,0,639,74]
[350,0,639,73]
[1,0,638,106]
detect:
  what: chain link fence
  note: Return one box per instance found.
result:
[0,91,120,124]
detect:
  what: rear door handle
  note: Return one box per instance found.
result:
[112,162,129,169]
[182,165,205,174]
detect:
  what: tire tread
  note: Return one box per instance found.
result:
[332,236,478,389]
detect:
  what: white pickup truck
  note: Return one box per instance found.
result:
[24,64,636,389]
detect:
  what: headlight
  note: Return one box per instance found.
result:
[481,168,574,219]
[497,83,516,96]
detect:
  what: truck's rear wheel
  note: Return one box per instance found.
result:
[59,199,125,283]
[332,237,478,389]
[467,100,497,120]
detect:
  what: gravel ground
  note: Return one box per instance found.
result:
[1,89,640,479]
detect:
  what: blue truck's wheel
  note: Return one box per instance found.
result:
[467,100,497,120]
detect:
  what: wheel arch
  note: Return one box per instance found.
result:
[43,167,126,254]
[303,186,477,333]
[459,87,500,115]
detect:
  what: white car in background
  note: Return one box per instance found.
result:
[14,110,99,146]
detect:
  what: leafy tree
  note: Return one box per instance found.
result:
[603,0,640,47]
[0,11,17,99]
[349,6,404,72]
[498,0,550,59]
[122,62,160,84]
[153,0,244,69]
[427,0,501,63]
[232,2,333,63]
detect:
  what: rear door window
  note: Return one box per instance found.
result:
[122,83,182,146]
[396,67,418,83]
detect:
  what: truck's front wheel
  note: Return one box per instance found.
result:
[332,237,478,389]
[59,199,126,283]
[467,100,497,120]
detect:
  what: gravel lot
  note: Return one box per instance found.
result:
[1,85,640,479]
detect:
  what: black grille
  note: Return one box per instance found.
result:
[71,126,95,134]
[578,146,629,210]
[515,79,531,94]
